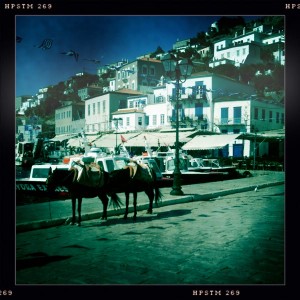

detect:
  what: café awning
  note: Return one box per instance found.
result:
[124,131,193,147]
[237,129,285,142]
[93,130,194,148]
[182,134,240,150]
[93,133,140,148]
[50,133,78,142]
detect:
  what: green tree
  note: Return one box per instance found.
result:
[252,74,274,95]
[150,46,165,58]
[239,64,260,84]
[270,64,284,91]
[214,64,239,80]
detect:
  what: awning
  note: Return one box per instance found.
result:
[124,131,193,147]
[93,133,140,148]
[182,134,240,150]
[50,133,78,142]
[67,138,83,148]
[93,131,194,148]
[237,129,285,142]
[67,134,102,147]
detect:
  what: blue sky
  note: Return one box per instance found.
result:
[16,15,258,96]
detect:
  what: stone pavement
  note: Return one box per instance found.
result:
[16,170,284,232]
[15,176,285,286]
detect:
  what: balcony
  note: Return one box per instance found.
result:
[217,117,245,126]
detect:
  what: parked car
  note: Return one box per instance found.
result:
[29,164,69,181]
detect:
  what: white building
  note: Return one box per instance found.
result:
[55,102,85,135]
[108,57,165,94]
[262,31,285,65]
[213,95,284,157]
[164,71,256,132]
[111,108,146,132]
[209,24,285,68]
[115,71,257,133]
[84,89,143,134]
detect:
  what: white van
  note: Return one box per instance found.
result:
[29,164,69,181]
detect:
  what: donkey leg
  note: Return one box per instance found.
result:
[77,197,82,226]
[133,192,138,220]
[146,189,155,214]
[70,198,76,225]
[124,192,129,219]
[101,194,108,220]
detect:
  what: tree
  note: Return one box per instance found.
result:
[214,64,239,80]
[239,64,259,84]
[252,74,274,95]
[192,32,210,47]
[270,64,284,91]
[150,46,165,58]
[214,16,246,37]
[260,47,274,64]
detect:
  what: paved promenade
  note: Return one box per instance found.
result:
[16,170,284,232]
[15,170,285,289]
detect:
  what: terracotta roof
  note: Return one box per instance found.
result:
[138,57,162,63]
[115,88,144,95]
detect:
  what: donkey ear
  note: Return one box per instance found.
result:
[48,168,53,176]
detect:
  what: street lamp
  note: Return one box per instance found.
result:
[113,118,122,155]
[161,53,193,195]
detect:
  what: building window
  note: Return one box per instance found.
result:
[156,96,164,103]
[145,116,149,126]
[93,103,96,115]
[138,117,142,126]
[221,107,229,124]
[103,101,106,113]
[276,112,280,123]
[97,102,100,114]
[254,107,258,120]
[262,109,266,121]
[126,117,130,126]
[237,49,240,56]
[153,115,157,125]
[149,66,155,76]
[195,103,203,119]
[269,111,273,122]
[233,106,242,124]
[88,104,91,116]
[198,85,206,99]
[142,66,147,74]
[160,114,165,125]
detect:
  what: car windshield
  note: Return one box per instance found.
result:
[31,168,51,178]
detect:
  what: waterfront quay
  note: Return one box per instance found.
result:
[15,171,285,288]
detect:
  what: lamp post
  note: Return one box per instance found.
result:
[161,53,193,195]
[113,118,122,155]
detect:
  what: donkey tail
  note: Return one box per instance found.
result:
[109,192,123,209]
[155,186,163,207]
